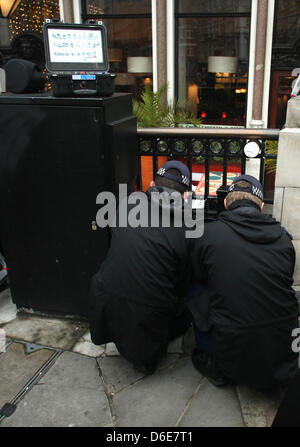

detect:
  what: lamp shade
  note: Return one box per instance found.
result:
[207,56,237,74]
[127,57,152,73]
[0,0,21,17]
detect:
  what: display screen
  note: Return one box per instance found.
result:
[47,28,104,64]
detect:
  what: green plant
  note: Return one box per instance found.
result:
[265,140,278,173]
[132,84,202,128]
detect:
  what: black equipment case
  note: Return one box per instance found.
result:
[43,19,115,97]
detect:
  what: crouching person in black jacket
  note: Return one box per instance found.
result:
[89,161,194,374]
[189,175,299,390]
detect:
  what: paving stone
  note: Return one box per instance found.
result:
[178,379,244,427]
[167,336,183,354]
[98,356,146,394]
[98,353,180,394]
[156,353,182,371]
[0,288,17,324]
[0,342,54,409]
[105,342,120,356]
[72,330,105,357]
[1,313,89,350]
[1,351,112,427]
[81,331,94,342]
[182,326,196,355]
[236,385,282,427]
[0,330,6,352]
[112,356,202,427]
[73,340,105,358]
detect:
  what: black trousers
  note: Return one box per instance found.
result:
[272,369,300,427]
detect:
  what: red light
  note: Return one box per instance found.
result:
[222,112,227,119]
[201,112,206,118]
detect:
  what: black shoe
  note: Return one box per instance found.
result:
[192,347,229,387]
[133,363,156,375]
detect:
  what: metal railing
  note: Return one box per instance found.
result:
[137,127,279,210]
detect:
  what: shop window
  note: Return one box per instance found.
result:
[82,0,152,98]
[273,0,300,47]
[0,1,60,69]
[86,0,151,15]
[270,0,300,129]
[269,71,296,129]
[176,14,250,126]
[177,0,251,14]
[8,0,60,40]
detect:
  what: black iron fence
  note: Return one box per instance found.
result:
[137,127,280,212]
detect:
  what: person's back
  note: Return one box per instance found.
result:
[98,217,190,309]
[89,161,192,373]
[190,175,299,390]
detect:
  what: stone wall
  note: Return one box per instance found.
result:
[273,97,300,285]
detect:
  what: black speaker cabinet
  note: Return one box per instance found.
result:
[3,59,46,94]
[0,93,137,316]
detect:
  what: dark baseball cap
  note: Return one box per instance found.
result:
[228,174,263,201]
[156,160,191,187]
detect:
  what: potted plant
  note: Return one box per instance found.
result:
[264,140,278,197]
[133,83,202,128]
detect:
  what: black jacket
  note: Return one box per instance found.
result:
[89,186,192,369]
[189,201,299,390]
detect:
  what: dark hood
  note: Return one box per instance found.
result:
[218,202,285,244]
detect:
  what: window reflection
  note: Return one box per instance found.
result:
[178,0,251,14]
[104,18,152,97]
[87,0,151,16]
[84,1,152,98]
[177,16,250,126]
[274,0,300,47]
[270,1,300,129]
[177,0,251,14]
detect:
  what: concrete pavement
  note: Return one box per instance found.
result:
[0,286,297,428]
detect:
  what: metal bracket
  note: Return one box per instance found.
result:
[0,403,17,418]
[24,343,50,354]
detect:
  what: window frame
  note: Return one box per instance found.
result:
[174,0,252,125]
[80,0,152,98]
